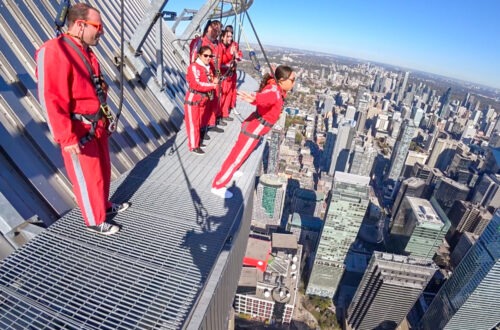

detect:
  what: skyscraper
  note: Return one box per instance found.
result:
[348,136,377,177]
[396,71,409,104]
[390,197,450,259]
[418,210,500,329]
[348,252,437,330]
[306,172,370,298]
[328,119,356,175]
[426,137,457,172]
[387,119,416,181]
[252,174,288,229]
[438,87,452,118]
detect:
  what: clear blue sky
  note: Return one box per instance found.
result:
[167,1,500,89]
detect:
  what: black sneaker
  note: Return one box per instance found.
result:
[210,126,224,133]
[192,147,205,155]
[224,116,234,121]
[203,133,211,140]
[86,221,120,235]
[200,142,207,148]
[106,202,130,214]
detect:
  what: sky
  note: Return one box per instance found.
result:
[166,0,500,89]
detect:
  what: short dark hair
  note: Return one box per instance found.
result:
[67,3,100,27]
[225,25,234,33]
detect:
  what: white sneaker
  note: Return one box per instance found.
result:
[233,170,244,178]
[211,187,233,199]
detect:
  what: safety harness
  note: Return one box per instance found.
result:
[241,112,273,140]
[61,36,116,145]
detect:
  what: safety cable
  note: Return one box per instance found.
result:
[242,8,273,78]
[115,0,125,127]
[228,0,252,51]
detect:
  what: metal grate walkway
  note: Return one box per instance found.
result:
[0,75,261,329]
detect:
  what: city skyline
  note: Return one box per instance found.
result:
[167,0,500,90]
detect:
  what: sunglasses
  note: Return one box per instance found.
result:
[201,54,214,58]
[78,20,103,32]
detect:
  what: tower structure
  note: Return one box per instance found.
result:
[348,252,437,330]
[252,174,288,230]
[390,197,450,258]
[306,172,370,297]
[328,119,356,175]
[439,87,452,118]
[387,119,416,181]
[418,211,500,329]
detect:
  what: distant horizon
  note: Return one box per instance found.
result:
[256,43,500,92]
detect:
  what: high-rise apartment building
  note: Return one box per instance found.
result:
[390,197,450,258]
[396,71,410,104]
[348,136,376,177]
[387,119,416,181]
[328,120,356,175]
[306,172,370,298]
[418,210,500,329]
[252,174,287,229]
[432,177,470,215]
[348,252,437,330]
[438,87,452,118]
[391,177,426,217]
[426,137,457,172]
[472,173,500,209]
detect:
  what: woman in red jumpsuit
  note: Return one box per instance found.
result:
[219,28,242,120]
[184,46,219,155]
[211,65,295,198]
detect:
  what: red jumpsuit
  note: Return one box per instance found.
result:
[35,35,112,227]
[184,59,216,151]
[212,81,285,189]
[199,36,222,128]
[220,41,242,118]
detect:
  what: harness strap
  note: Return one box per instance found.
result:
[188,88,209,96]
[184,100,205,106]
[255,112,273,127]
[71,113,98,125]
[61,36,115,144]
[241,122,262,140]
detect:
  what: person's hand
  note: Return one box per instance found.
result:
[213,77,219,85]
[237,90,256,103]
[231,44,237,56]
[63,143,81,155]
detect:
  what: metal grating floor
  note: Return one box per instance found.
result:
[0,76,260,329]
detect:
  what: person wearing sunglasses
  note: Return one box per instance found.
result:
[35,3,129,235]
[184,46,219,155]
[211,65,296,199]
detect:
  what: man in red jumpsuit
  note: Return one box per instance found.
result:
[211,65,295,199]
[35,3,129,235]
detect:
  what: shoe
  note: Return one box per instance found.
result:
[192,147,205,155]
[106,202,130,214]
[211,187,233,199]
[203,133,211,140]
[199,142,207,148]
[224,116,234,122]
[210,126,224,133]
[233,170,243,178]
[86,221,120,235]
